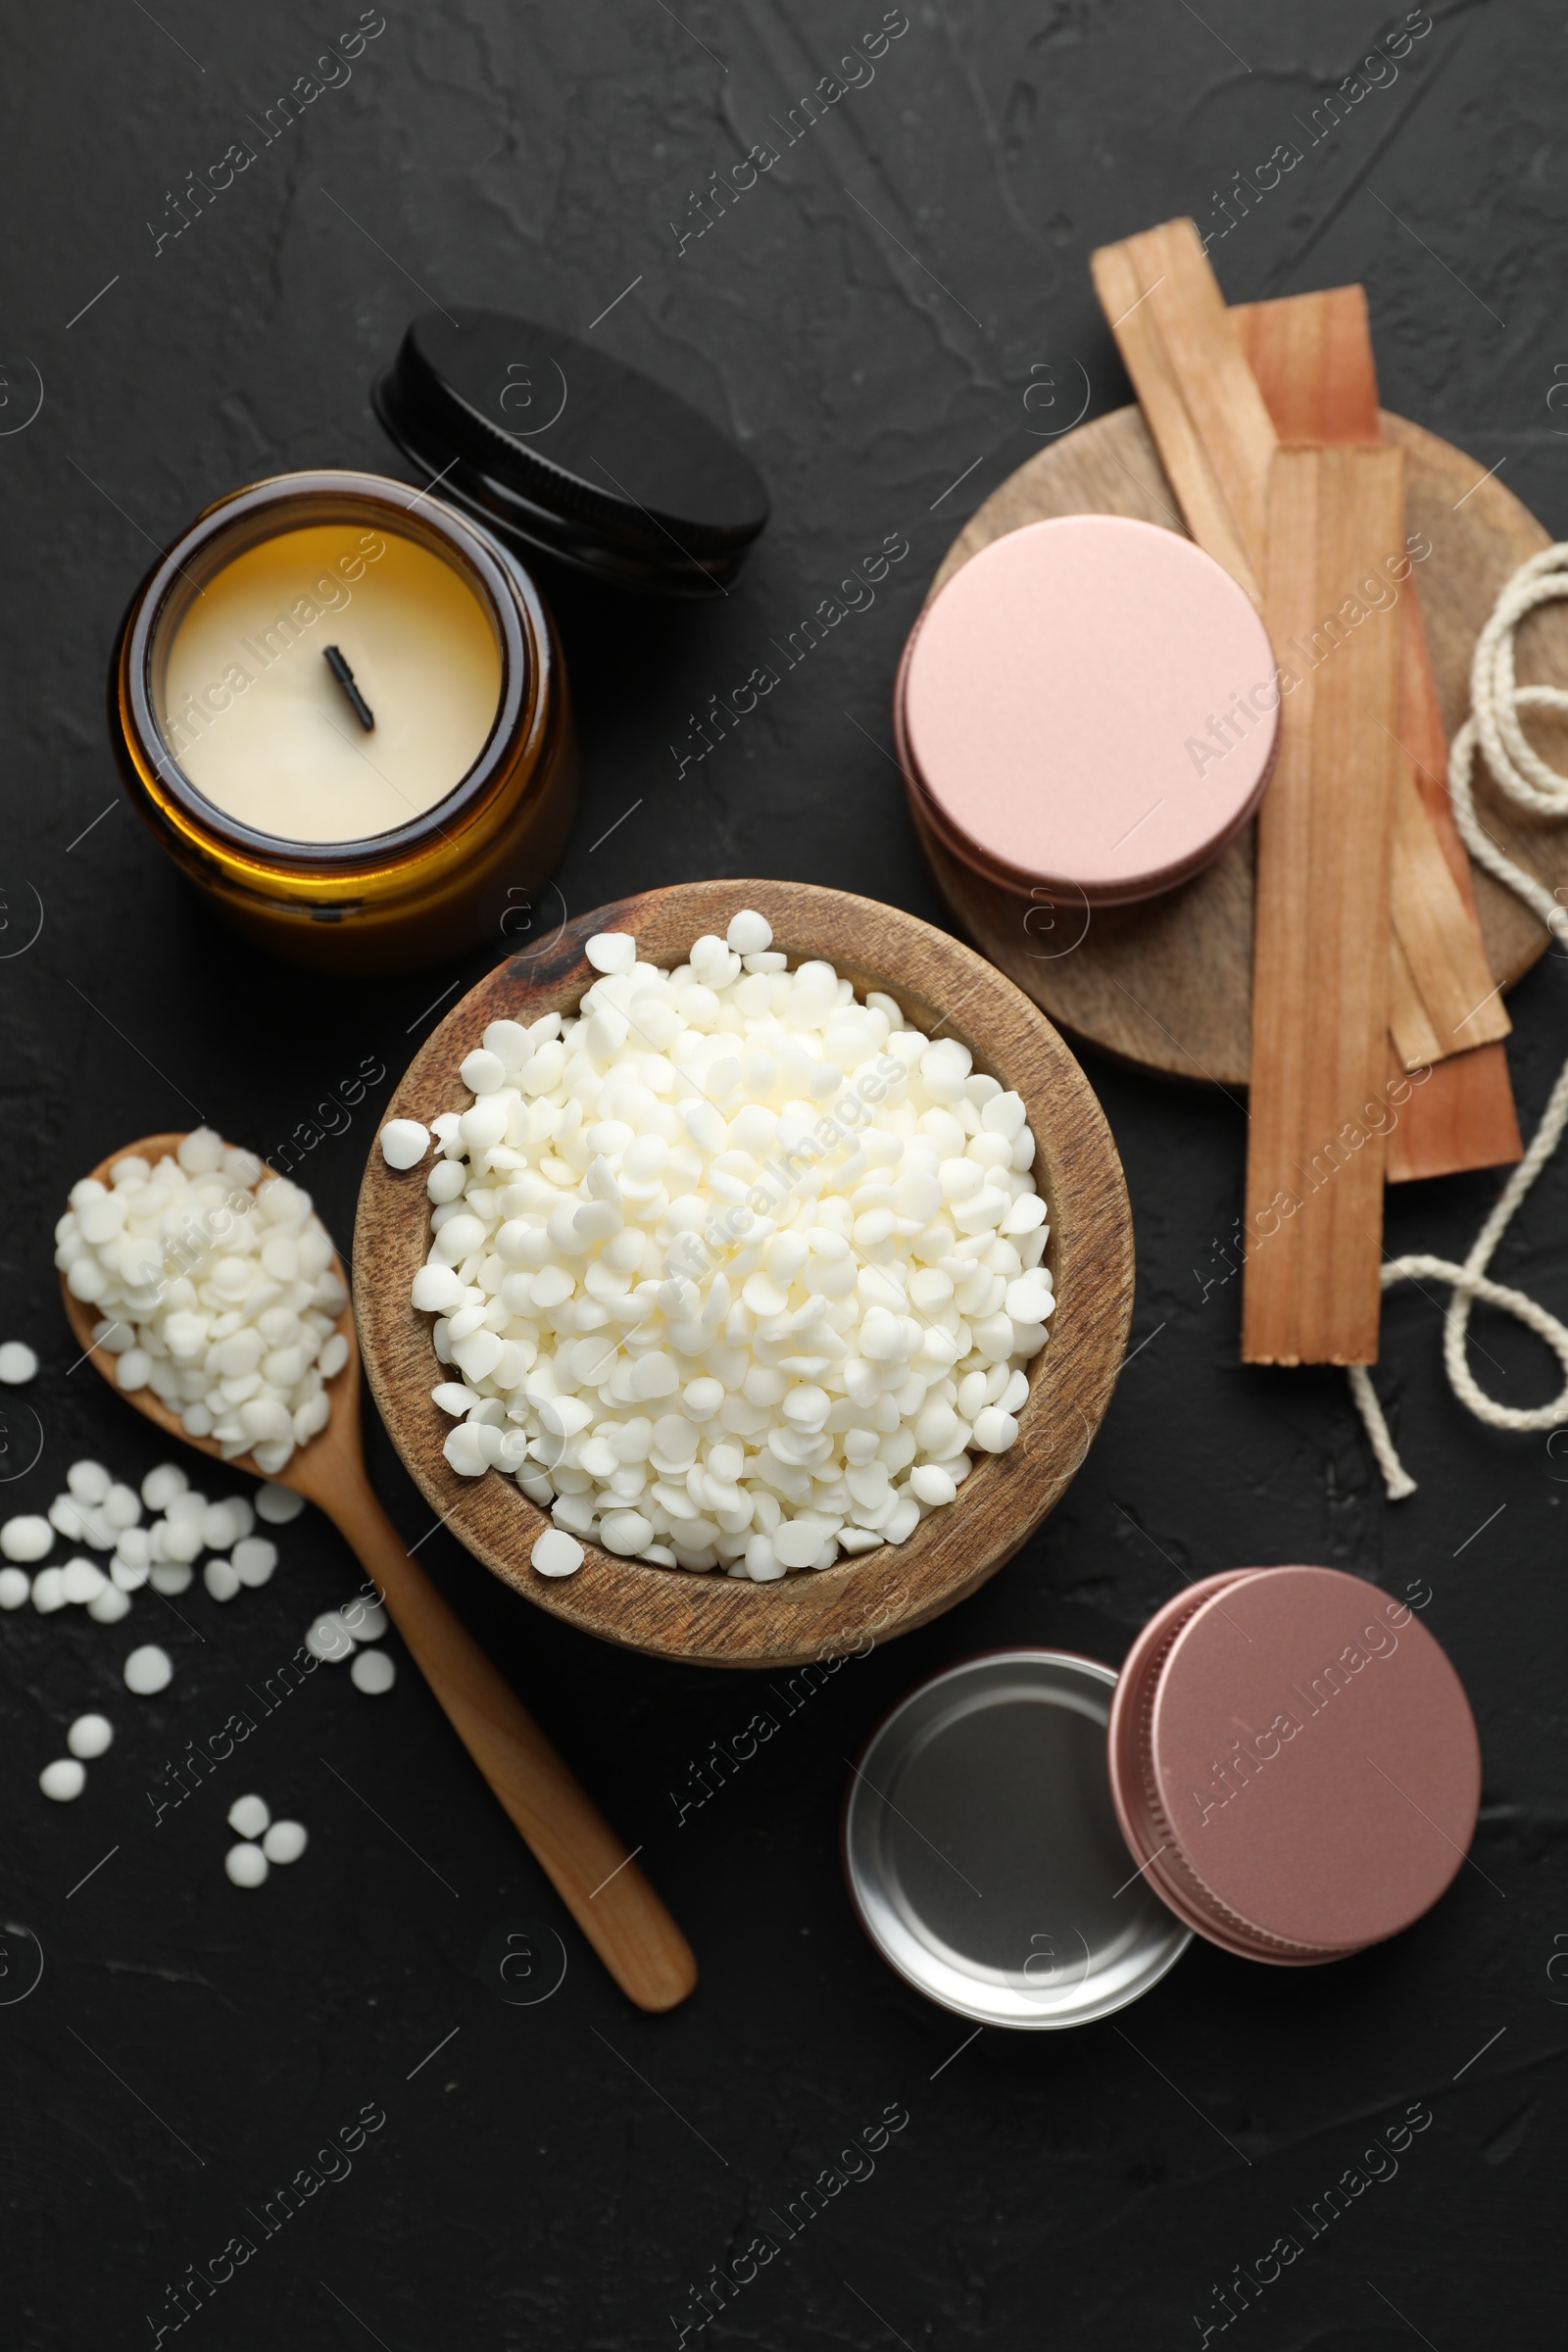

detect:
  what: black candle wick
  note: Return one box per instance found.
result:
[323,645,374,731]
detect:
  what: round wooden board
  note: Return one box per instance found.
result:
[354,880,1135,1670]
[912,406,1568,1086]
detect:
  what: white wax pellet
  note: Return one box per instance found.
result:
[111,1553,148,1591]
[201,1502,240,1550]
[585,931,637,974]
[228,1792,270,1838]
[340,1596,387,1642]
[31,1568,66,1613]
[350,1648,396,1694]
[0,1341,38,1385]
[67,1460,112,1504]
[909,1463,958,1507]
[103,1484,141,1530]
[305,1613,354,1663]
[40,1758,86,1802]
[971,1406,1019,1454]
[255,1482,305,1525]
[0,1567,29,1608]
[461,1048,507,1095]
[2,1515,53,1563]
[772,1522,823,1569]
[149,1562,193,1595]
[123,1644,173,1695]
[61,1558,107,1604]
[224,1842,269,1887]
[725,908,773,956]
[159,1520,203,1564]
[379,1118,431,1171]
[88,1583,132,1623]
[141,1462,188,1510]
[531,1529,583,1578]
[203,1559,241,1602]
[263,1819,309,1862]
[68,1713,114,1760]
[232,1537,277,1588]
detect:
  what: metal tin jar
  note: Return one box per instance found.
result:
[844,1567,1480,2028]
[111,467,574,974]
[894,514,1280,906]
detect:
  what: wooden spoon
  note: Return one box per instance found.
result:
[62,1133,697,2014]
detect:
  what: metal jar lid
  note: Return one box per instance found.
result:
[843,1650,1190,2030]
[1106,1567,1482,1964]
[894,514,1279,905]
[373,308,769,598]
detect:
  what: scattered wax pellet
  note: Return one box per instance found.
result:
[305,1612,354,1663]
[0,1342,38,1385]
[149,1562,193,1595]
[68,1714,114,1760]
[263,1819,309,1862]
[31,1568,66,1613]
[224,1842,269,1888]
[0,1567,29,1609]
[103,1485,141,1531]
[123,1643,173,1695]
[255,1484,304,1525]
[379,1118,431,1171]
[2,1516,53,1564]
[200,1502,241,1550]
[140,1463,188,1511]
[228,1792,270,1839]
[88,1585,132,1623]
[39,1758,85,1801]
[60,1558,108,1604]
[232,1537,277,1588]
[350,1649,396,1695]
[340,1596,387,1642]
[203,1559,241,1602]
[67,1460,112,1504]
[531,1529,583,1579]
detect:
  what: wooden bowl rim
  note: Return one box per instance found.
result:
[353,880,1134,1667]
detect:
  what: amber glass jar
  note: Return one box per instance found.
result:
[112,469,574,973]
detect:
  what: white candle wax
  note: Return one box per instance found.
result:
[159,523,502,845]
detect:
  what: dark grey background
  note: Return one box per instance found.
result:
[2,3,1563,2345]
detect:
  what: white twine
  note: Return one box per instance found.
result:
[1351,543,1568,1499]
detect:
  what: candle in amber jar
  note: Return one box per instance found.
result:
[112,470,575,973]
[160,522,503,844]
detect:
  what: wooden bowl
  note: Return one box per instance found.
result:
[354,881,1133,1667]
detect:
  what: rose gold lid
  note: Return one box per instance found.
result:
[1106,1567,1481,1966]
[897,515,1279,906]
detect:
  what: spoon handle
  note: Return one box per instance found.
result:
[319,1464,697,2012]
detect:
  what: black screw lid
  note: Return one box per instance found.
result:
[373,308,768,598]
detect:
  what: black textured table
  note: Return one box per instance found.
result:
[4,6,1564,2346]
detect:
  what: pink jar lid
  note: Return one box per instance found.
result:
[1106,1567,1481,1964]
[897,515,1280,905]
